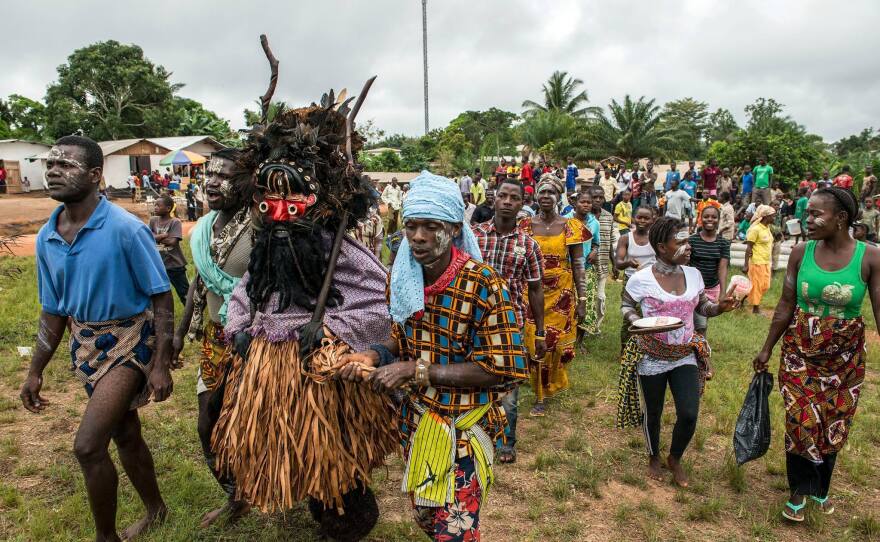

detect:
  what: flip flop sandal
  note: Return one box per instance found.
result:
[529,404,546,417]
[782,499,806,522]
[810,496,835,515]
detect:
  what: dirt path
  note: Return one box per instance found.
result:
[0,193,195,256]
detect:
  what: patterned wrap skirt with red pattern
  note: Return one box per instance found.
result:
[779,307,865,464]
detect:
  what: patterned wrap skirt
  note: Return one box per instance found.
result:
[779,308,865,462]
[70,311,154,410]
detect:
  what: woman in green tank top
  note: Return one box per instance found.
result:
[753,187,880,522]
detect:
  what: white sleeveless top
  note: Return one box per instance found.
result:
[624,232,656,277]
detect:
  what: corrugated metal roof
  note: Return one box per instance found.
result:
[146,135,226,151]
[0,139,50,146]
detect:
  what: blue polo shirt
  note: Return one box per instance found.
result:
[36,197,171,322]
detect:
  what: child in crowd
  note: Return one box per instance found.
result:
[149,194,189,303]
[614,190,633,235]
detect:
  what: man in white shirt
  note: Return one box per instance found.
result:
[664,179,693,230]
[381,177,404,232]
[458,171,473,201]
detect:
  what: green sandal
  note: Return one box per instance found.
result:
[811,496,834,515]
[782,499,806,522]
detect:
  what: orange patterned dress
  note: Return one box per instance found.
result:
[520,217,590,396]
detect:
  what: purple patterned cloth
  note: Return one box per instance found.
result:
[225,235,392,351]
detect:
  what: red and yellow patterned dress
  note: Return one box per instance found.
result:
[520,217,590,396]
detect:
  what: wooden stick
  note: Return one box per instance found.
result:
[345,76,377,163]
[259,34,279,124]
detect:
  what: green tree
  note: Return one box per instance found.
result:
[744,97,801,136]
[706,107,739,146]
[45,41,181,140]
[446,108,518,163]
[833,128,879,156]
[707,129,827,188]
[522,71,599,118]
[659,97,709,158]
[0,95,49,142]
[586,95,682,162]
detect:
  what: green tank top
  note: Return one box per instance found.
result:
[797,240,867,319]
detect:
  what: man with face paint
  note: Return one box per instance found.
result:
[341,171,527,540]
[171,148,254,528]
[21,135,174,541]
[211,86,397,541]
[617,216,738,487]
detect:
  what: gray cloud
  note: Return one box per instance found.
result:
[2,0,878,141]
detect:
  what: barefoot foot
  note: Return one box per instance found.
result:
[647,456,664,482]
[121,505,167,541]
[667,455,689,487]
[200,500,251,528]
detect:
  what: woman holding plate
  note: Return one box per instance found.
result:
[616,216,738,486]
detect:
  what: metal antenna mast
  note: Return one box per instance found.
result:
[421,0,429,134]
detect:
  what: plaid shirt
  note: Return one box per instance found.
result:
[391,258,528,449]
[472,221,543,328]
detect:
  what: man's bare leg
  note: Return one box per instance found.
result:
[73,366,152,542]
[196,391,249,527]
[114,407,167,539]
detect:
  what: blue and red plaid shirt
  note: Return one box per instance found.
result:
[472,221,544,327]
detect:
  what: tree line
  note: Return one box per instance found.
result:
[2,43,877,189]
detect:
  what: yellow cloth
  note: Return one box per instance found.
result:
[614,201,632,230]
[403,403,494,507]
[523,218,590,397]
[470,182,486,205]
[748,263,771,305]
[746,222,773,265]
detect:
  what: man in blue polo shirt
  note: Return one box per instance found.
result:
[19,135,174,541]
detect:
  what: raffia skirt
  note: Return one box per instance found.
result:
[211,336,399,512]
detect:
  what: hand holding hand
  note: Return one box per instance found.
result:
[368,361,416,393]
[336,352,378,382]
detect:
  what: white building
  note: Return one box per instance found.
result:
[30,135,227,189]
[0,139,52,192]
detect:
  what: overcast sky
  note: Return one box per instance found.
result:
[2,0,878,142]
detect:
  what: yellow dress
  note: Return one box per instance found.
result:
[521,217,590,397]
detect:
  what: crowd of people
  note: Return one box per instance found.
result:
[16,116,880,542]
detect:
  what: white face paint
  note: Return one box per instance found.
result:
[219,180,233,198]
[673,244,689,259]
[207,159,223,174]
[814,217,828,228]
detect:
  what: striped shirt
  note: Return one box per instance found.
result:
[687,233,730,288]
[595,209,620,276]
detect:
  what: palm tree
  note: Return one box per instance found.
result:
[522,71,599,118]
[586,95,684,162]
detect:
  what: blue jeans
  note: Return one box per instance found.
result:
[500,386,519,450]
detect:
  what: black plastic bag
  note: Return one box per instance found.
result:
[733,372,773,465]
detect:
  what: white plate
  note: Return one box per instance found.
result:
[632,316,683,329]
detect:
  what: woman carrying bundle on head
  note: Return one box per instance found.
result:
[752,186,880,522]
[616,217,738,487]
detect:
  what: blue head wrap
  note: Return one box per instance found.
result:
[389,170,483,324]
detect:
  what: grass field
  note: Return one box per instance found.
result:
[1,249,880,541]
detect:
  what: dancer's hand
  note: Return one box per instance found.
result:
[576,300,587,321]
[233,332,252,359]
[20,373,48,413]
[718,294,740,313]
[368,361,416,393]
[171,333,184,369]
[752,350,770,373]
[148,365,174,402]
[336,352,377,382]
[534,337,547,359]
